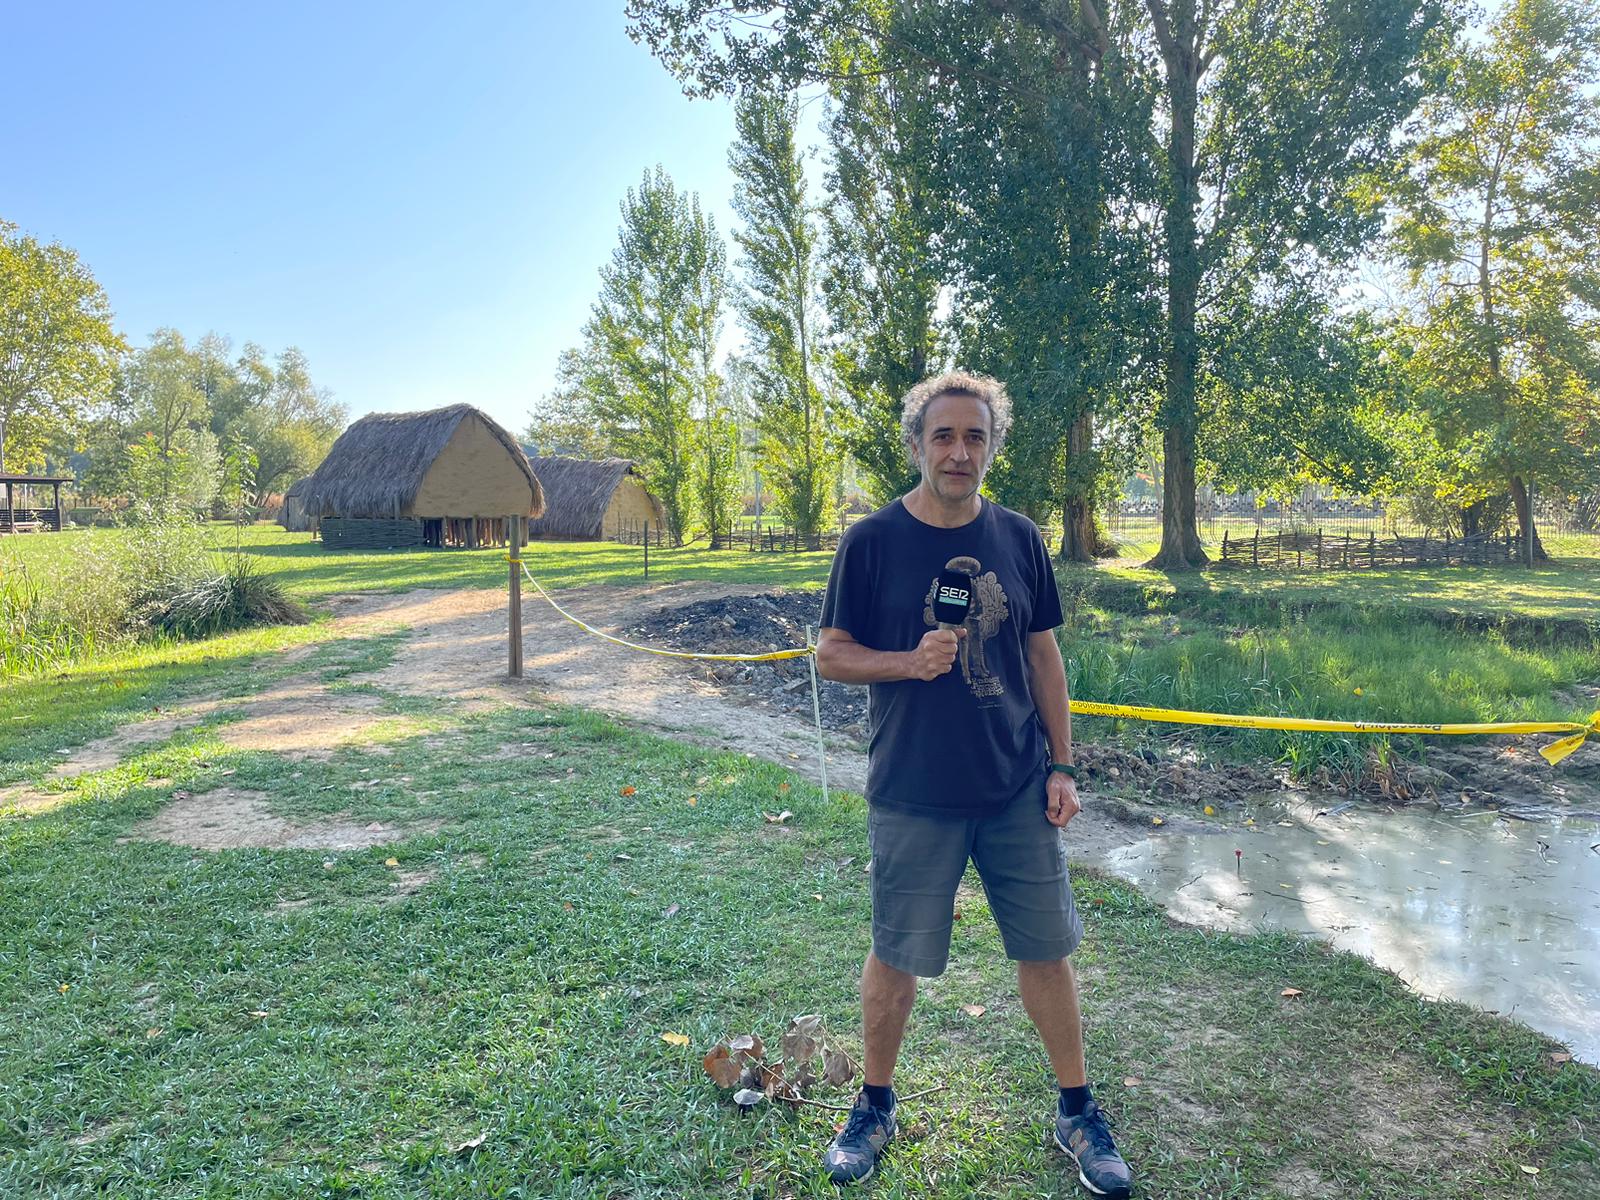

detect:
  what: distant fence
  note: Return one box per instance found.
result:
[1218,527,1522,571]
[611,516,846,552]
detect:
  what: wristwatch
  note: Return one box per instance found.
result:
[1048,762,1080,780]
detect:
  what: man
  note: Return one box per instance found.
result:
[815,371,1132,1197]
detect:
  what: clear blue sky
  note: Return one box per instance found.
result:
[3,2,773,435]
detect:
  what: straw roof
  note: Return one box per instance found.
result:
[301,404,543,519]
[523,455,661,539]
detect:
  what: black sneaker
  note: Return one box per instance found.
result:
[823,1092,896,1185]
[1054,1099,1132,1198]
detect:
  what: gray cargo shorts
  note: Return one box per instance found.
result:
[866,776,1084,977]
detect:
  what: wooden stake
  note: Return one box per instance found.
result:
[508,514,524,679]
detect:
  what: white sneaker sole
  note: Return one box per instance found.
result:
[1053,1128,1112,1197]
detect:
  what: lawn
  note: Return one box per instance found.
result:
[6,524,1597,783]
[3,637,1595,1198]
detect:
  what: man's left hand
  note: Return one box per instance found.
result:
[1046,772,1080,828]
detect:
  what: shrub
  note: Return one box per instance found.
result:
[146,554,305,638]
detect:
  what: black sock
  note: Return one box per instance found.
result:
[863,1083,895,1111]
[1059,1085,1092,1118]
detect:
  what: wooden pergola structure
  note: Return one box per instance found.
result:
[0,473,69,534]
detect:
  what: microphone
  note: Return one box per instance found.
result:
[933,569,972,630]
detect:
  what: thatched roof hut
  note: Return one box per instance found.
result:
[522,455,664,541]
[304,405,543,522]
[277,477,317,533]
[292,405,545,550]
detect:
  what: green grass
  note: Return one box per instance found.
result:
[8,522,1597,783]
[1054,580,1600,778]
[2,664,1595,1198]
[1093,518,1600,623]
[2,525,834,609]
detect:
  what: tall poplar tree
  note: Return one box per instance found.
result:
[1389,0,1600,559]
[559,167,728,545]
[730,94,838,549]
[629,0,1439,567]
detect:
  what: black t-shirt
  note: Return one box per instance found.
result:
[819,496,1065,818]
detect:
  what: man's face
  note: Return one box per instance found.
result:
[914,391,993,503]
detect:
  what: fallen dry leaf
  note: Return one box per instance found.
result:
[703,1045,742,1087]
[452,1133,487,1155]
[661,903,680,919]
[1151,816,1164,826]
[811,893,824,901]
[778,782,791,793]
[1519,1164,1540,1176]
[822,1046,857,1087]
[687,795,698,806]
[57,983,70,994]
[763,810,793,824]
[728,1033,766,1061]
[660,1032,691,1047]
[960,1003,987,1018]
[732,1087,764,1107]
[614,852,632,862]
[384,857,399,868]
[782,1014,825,1063]
[1122,1076,1142,1087]
[145,1027,162,1039]
[1280,988,1303,999]
[620,785,636,797]
[1203,805,1215,816]
[1549,1051,1573,1065]
[249,1010,270,1018]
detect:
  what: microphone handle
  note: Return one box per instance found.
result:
[937,622,960,631]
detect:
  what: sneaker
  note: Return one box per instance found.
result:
[823,1092,896,1185]
[1054,1099,1132,1198]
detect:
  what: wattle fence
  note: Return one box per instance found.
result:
[1219,527,1522,570]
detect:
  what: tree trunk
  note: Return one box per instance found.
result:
[1460,499,1484,538]
[1509,475,1549,562]
[1059,409,1098,562]
[1146,0,1207,570]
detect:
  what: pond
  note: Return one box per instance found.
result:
[1085,797,1600,1063]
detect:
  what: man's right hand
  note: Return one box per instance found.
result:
[908,627,964,680]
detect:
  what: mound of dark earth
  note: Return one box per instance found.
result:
[626,592,869,737]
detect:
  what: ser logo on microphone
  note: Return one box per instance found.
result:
[933,570,972,627]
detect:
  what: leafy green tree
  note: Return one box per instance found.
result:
[731,94,839,549]
[818,43,946,508]
[526,354,621,459]
[559,168,724,545]
[1388,0,1600,560]
[682,203,739,547]
[129,329,208,466]
[1199,289,1394,497]
[0,222,124,470]
[629,2,1435,567]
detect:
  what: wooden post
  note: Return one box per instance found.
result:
[1316,528,1323,569]
[4,481,12,535]
[1252,529,1259,566]
[53,481,62,532]
[644,519,649,580]
[508,515,523,678]
[1222,529,1230,562]
[1368,531,1377,569]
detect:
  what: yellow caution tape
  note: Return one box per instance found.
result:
[1069,701,1600,765]
[523,571,813,663]
[519,568,1597,761]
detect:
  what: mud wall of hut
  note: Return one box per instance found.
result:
[604,478,662,538]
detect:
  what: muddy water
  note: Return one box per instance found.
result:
[1086,798,1600,1063]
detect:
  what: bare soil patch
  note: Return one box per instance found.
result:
[130,787,441,851]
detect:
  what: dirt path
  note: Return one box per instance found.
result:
[320,584,1157,857]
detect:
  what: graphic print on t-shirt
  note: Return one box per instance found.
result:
[921,555,1010,702]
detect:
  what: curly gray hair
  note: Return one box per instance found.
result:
[900,370,1012,466]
